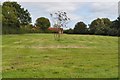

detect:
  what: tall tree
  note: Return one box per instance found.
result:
[2,2,19,34]
[0,5,2,23]
[89,18,111,35]
[35,17,50,31]
[0,5,2,35]
[74,22,87,34]
[89,18,101,34]
[2,1,31,34]
[109,16,120,36]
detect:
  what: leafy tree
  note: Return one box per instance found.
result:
[67,28,73,34]
[89,18,111,35]
[2,2,19,34]
[2,1,31,34]
[95,25,110,35]
[74,22,87,34]
[109,16,120,36]
[4,2,31,25]
[108,28,118,36]
[35,17,50,31]
[89,18,101,34]
[64,28,73,34]
[0,5,2,35]
[0,5,2,23]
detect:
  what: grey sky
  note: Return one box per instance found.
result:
[19,2,118,29]
[1,0,119,29]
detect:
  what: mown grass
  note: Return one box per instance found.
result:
[2,34,118,78]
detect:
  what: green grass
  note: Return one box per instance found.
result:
[2,34,118,78]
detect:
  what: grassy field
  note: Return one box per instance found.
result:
[2,34,118,78]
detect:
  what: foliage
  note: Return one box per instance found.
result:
[0,5,2,23]
[35,17,50,31]
[2,1,31,34]
[89,18,111,35]
[64,28,73,34]
[109,16,120,36]
[1,1,120,36]
[0,5,2,35]
[74,22,87,34]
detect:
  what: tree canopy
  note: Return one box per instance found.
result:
[35,17,50,31]
[1,1,119,36]
[74,22,87,34]
[109,16,120,36]
[2,1,31,34]
[89,18,111,35]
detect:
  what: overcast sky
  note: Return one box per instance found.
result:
[1,0,119,29]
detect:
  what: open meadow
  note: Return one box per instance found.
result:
[2,34,118,78]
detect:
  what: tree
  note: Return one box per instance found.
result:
[0,5,2,23]
[50,11,70,40]
[89,18,111,35]
[2,2,20,34]
[67,28,73,34]
[74,22,87,34]
[109,16,120,36]
[35,17,50,31]
[89,18,101,34]
[64,28,73,34]
[2,1,31,34]
[6,2,31,25]
[0,5,2,35]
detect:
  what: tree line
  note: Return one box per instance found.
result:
[2,1,120,36]
[64,17,120,36]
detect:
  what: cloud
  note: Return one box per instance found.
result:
[1,0,119,2]
[89,2,118,15]
[37,3,82,20]
[88,2,118,22]
[19,2,83,23]
[32,2,80,13]
[1,1,118,28]
[21,2,118,27]
[51,3,79,12]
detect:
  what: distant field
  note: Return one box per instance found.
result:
[2,34,118,78]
